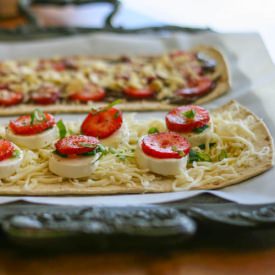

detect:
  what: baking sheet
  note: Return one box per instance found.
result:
[0,32,274,205]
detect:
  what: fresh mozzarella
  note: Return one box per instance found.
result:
[180,119,214,147]
[135,139,188,176]
[49,153,100,178]
[100,122,129,147]
[0,144,23,178]
[6,126,57,150]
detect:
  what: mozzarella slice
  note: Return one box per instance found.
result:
[6,126,57,150]
[100,122,129,148]
[0,144,23,178]
[49,152,100,178]
[180,119,214,147]
[135,139,188,176]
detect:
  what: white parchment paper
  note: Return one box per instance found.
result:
[0,32,274,205]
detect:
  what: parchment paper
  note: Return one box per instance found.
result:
[0,32,274,205]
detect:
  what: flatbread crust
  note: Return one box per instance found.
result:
[0,100,272,196]
[0,46,230,115]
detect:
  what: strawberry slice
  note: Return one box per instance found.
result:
[177,77,213,98]
[9,111,55,135]
[0,139,14,161]
[31,84,60,105]
[142,132,190,159]
[55,135,99,155]
[81,107,122,139]
[0,89,23,106]
[124,87,155,99]
[69,84,106,102]
[166,105,210,133]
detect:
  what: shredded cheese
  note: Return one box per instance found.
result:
[0,107,271,191]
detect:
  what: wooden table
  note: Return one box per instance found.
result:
[0,3,275,274]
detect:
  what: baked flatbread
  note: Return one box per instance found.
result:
[0,46,230,115]
[0,100,272,195]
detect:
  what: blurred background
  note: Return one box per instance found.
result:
[0,0,274,60]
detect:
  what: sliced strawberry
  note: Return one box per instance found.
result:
[52,59,77,71]
[142,132,190,159]
[31,85,60,105]
[55,135,99,155]
[69,84,106,102]
[9,112,55,135]
[0,89,23,106]
[0,139,14,161]
[81,107,122,139]
[166,105,210,133]
[124,87,155,99]
[38,58,77,71]
[177,77,213,98]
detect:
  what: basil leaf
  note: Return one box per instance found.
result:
[182,109,196,119]
[30,109,45,125]
[171,145,185,157]
[57,120,67,138]
[109,147,116,154]
[81,150,97,156]
[189,149,211,162]
[12,149,20,158]
[53,150,68,158]
[198,142,216,150]
[193,124,209,134]
[113,111,120,119]
[148,127,159,134]
[91,99,122,114]
[218,150,228,161]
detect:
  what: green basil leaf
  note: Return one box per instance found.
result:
[30,109,45,125]
[12,149,20,158]
[218,150,228,161]
[189,149,211,162]
[91,99,122,114]
[148,127,159,134]
[171,145,185,157]
[108,147,116,154]
[193,124,209,134]
[53,150,68,158]
[113,110,120,119]
[57,120,67,138]
[182,109,196,119]
[198,142,216,150]
[81,150,97,156]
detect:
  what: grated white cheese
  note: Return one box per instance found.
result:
[0,108,270,191]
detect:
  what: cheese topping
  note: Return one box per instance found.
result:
[0,105,271,191]
[0,51,216,102]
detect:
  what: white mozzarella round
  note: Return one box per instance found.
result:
[0,144,23,179]
[49,152,100,178]
[135,139,188,176]
[180,119,214,147]
[100,122,129,148]
[6,126,57,150]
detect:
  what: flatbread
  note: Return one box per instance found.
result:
[195,100,274,190]
[0,46,230,115]
[0,100,272,195]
